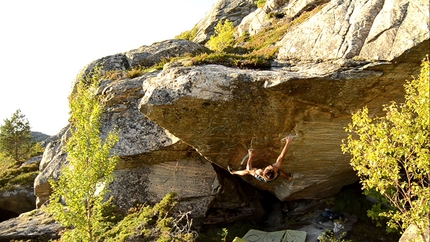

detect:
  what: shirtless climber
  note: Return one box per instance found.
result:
[228,135,294,183]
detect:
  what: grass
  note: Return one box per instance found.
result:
[175,25,198,41]
[0,162,40,192]
[102,61,168,81]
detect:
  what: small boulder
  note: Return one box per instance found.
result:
[0,210,61,242]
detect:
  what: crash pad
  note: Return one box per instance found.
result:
[242,229,306,242]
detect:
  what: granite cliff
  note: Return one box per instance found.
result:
[1,0,428,240]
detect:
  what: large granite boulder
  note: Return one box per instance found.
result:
[138,42,427,200]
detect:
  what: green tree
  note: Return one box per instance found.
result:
[47,67,119,242]
[207,19,235,53]
[341,58,429,239]
[0,109,35,163]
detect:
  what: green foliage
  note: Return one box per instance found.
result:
[341,58,430,237]
[103,193,197,242]
[175,26,198,41]
[187,52,272,69]
[318,230,351,242]
[125,65,147,79]
[47,66,119,242]
[220,228,228,242]
[0,109,36,163]
[0,152,14,173]
[0,162,39,192]
[254,0,266,8]
[207,19,235,53]
[103,61,169,81]
[333,188,372,221]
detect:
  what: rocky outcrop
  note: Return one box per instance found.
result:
[236,7,270,36]
[237,0,330,36]
[277,0,429,61]
[25,1,428,240]
[193,0,257,43]
[35,40,209,208]
[124,39,208,68]
[34,70,219,216]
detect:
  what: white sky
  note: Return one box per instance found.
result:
[0,0,216,135]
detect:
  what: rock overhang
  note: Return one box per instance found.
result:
[138,60,410,201]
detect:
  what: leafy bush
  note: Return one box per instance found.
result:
[341,58,429,239]
[207,19,235,53]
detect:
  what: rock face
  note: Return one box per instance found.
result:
[277,0,429,61]
[34,127,69,208]
[237,0,330,36]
